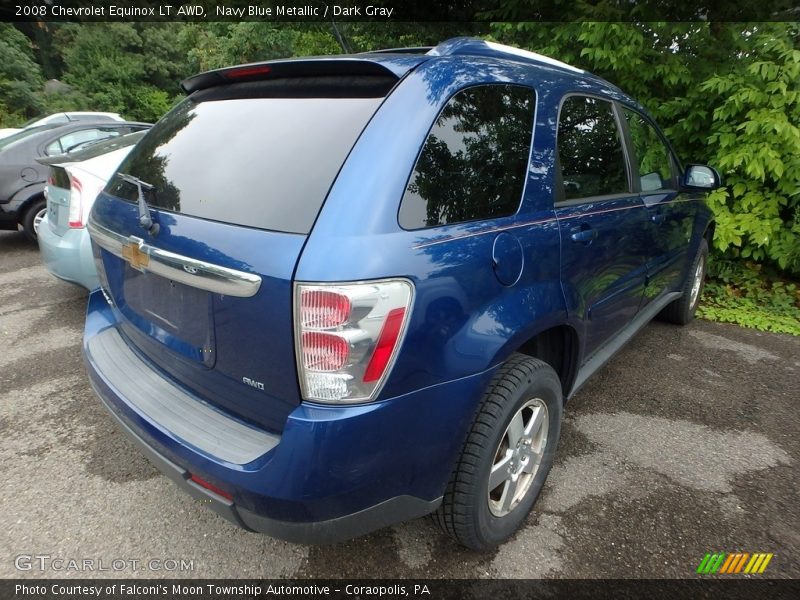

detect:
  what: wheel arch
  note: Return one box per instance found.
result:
[513,324,580,401]
[703,220,715,247]
[11,183,46,223]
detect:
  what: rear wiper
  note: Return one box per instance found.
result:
[118,172,159,236]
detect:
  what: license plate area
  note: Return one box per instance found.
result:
[119,265,215,367]
[46,187,70,232]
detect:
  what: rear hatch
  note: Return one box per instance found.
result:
[88,61,408,432]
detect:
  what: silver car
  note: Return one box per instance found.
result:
[38,131,146,289]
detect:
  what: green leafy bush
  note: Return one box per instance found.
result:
[681,28,800,274]
[698,259,800,335]
[488,21,800,277]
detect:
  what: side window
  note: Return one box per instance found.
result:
[557,96,629,201]
[45,139,63,155]
[623,109,676,192]
[399,84,535,229]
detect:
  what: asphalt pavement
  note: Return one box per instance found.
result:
[1,229,798,579]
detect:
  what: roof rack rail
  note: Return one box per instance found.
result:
[428,37,584,74]
[362,47,434,55]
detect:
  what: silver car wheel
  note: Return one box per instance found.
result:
[488,398,549,517]
[33,207,47,235]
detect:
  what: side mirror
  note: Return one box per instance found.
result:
[683,164,722,190]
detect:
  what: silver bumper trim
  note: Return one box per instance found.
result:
[87,217,262,298]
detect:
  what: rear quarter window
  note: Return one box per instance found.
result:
[399,84,536,230]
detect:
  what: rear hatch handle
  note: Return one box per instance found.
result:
[87,217,262,298]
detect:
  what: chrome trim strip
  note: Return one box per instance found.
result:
[87,218,262,298]
[412,216,556,250]
[411,196,696,250]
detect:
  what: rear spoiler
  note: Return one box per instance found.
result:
[181,55,429,94]
[36,156,76,167]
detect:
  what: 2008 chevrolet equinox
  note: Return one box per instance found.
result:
[83,38,720,550]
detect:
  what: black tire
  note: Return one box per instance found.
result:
[658,239,708,325]
[21,198,47,242]
[433,354,563,550]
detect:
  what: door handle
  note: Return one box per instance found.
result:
[651,213,666,225]
[570,228,598,244]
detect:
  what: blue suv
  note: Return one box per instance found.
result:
[83,38,719,550]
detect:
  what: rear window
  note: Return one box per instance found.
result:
[61,130,147,162]
[45,127,127,156]
[0,124,61,151]
[106,88,384,234]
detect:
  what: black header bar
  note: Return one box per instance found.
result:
[4,579,800,600]
[2,0,799,23]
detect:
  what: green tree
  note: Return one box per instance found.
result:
[489,19,800,275]
[178,23,335,73]
[0,24,45,126]
[692,27,800,272]
[54,23,188,122]
[175,22,476,73]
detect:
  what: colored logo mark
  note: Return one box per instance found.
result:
[696,552,774,574]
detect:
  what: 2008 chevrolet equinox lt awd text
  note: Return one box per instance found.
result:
[83,38,720,550]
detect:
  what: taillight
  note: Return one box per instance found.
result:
[301,332,349,371]
[363,308,407,382]
[68,176,83,228]
[295,280,413,404]
[300,289,351,328]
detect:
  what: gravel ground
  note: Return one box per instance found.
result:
[1,229,798,579]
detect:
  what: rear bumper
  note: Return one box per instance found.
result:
[37,218,99,290]
[83,290,494,543]
[93,380,439,543]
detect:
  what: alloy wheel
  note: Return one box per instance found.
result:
[488,398,549,517]
[32,207,47,235]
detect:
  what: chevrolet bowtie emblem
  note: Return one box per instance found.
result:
[121,238,149,271]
